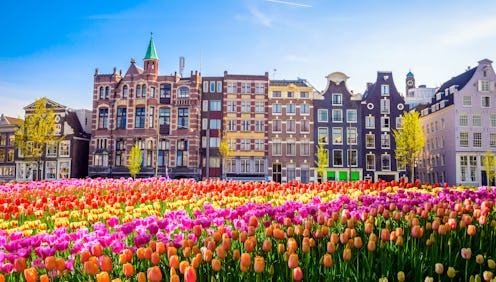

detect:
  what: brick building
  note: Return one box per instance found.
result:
[0,114,22,183]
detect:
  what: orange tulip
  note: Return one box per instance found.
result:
[137,272,146,282]
[170,274,180,282]
[91,244,103,257]
[151,252,161,265]
[184,266,197,282]
[467,224,477,236]
[96,271,110,282]
[253,256,265,273]
[343,248,352,261]
[240,253,251,268]
[123,263,135,277]
[262,239,272,252]
[55,257,65,272]
[167,246,177,259]
[45,256,56,271]
[211,258,222,272]
[293,267,303,281]
[191,254,202,269]
[144,247,153,260]
[202,249,213,262]
[23,267,38,282]
[232,249,241,260]
[169,255,179,269]
[216,245,227,259]
[100,255,113,272]
[156,242,166,254]
[147,266,163,282]
[288,253,299,269]
[39,274,49,282]
[353,237,363,249]
[84,261,99,276]
[322,254,332,267]
[14,257,27,273]
[136,247,146,260]
[179,260,190,274]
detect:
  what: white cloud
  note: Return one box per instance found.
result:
[248,6,273,27]
[266,0,312,8]
[441,17,496,46]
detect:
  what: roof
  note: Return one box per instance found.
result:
[436,67,477,94]
[406,71,414,77]
[144,35,159,60]
[0,114,23,126]
[269,79,309,87]
[125,58,144,76]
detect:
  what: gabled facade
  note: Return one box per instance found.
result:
[89,36,202,179]
[16,99,91,181]
[0,115,22,183]
[200,76,224,179]
[313,72,362,181]
[417,59,496,186]
[222,72,269,181]
[361,72,407,181]
[268,79,316,183]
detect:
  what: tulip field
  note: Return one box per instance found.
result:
[0,178,495,281]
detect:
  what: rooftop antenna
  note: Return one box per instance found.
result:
[179,56,185,78]
[272,68,277,80]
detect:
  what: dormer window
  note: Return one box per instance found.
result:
[178,87,190,98]
[381,85,389,96]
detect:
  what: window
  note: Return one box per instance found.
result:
[0,150,5,162]
[381,154,391,170]
[210,119,221,129]
[365,116,375,129]
[286,120,296,132]
[347,127,357,144]
[482,96,491,108]
[255,102,264,113]
[478,80,491,92]
[490,133,496,148]
[59,141,70,157]
[473,132,482,147]
[203,100,208,112]
[105,86,110,99]
[381,85,389,96]
[141,84,147,98]
[459,132,469,147]
[381,117,390,130]
[115,108,126,129]
[46,143,57,157]
[272,139,282,156]
[300,141,309,156]
[348,149,358,167]
[300,92,309,98]
[209,137,220,148]
[272,91,281,98]
[287,91,294,98]
[217,81,222,92]
[159,108,170,127]
[462,95,472,106]
[332,93,342,105]
[202,119,208,130]
[318,109,328,122]
[241,82,251,94]
[491,114,496,127]
[332,127,343,144]
[255,83,265,94]
[178,108,188,129]
[254,139,264,151]
[332,109,343,122]
[135,107,145,128]
[396,116,403,129]
[94,154,108,166]
[227,100,236,112]
[178,87,190,98]
[148,107,155,128]
[99,87,104,99]
[136,85,141,98]
[123,85,129,98]
[459,114,468,126]
[300,120,310,133]
[286,104,296,114]
[160,84,172,101]
[228,139,236,150]
[227,120,236,131]
[318,127,328,144]
[287,140,296,156]
[272,120,282,132]
[240,139,250,151]
[210,82,216,93]
[227,82,237,93]
[241,101,251,113]
[366,154,375,170]
[333,150,343,166]
[45,161,57,180]
[380,99,390,114]
[255,120,264,132]
[347,110,357,123]
[209,157,220,168]
[300,104,309,114]
[240,159,249,173]
[226,158,236,173]
[7,150,13,162]
[255,159,264,173]
[287,165,295,182]
[98,108,109,129]
[177,140,188,167]
[366,134,375,148]
[472,114,481,127]
[381,133,390,149]
[241,120,250,132]
[210,100,222,111]
[272,104,282,114]
[150,86,155,98]
[0,134,5,146]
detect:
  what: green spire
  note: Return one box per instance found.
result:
[144,32,159,60]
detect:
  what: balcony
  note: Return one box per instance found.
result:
[174,99,192,106]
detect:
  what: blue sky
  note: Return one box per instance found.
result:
[1,0,496,117]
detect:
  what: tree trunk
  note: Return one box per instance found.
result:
[409,160,415,183]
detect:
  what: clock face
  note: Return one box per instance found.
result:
[407,80,414,86]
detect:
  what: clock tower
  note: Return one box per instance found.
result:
[405,70,415,97]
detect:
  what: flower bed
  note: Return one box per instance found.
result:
[0,178,494,281]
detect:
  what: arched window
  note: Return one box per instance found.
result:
[136,85,141,98]
[99,87,104,99]
[105,86,110,99]
[142,84,147,97]
[178,87,190,98]
[123,85,129,98]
